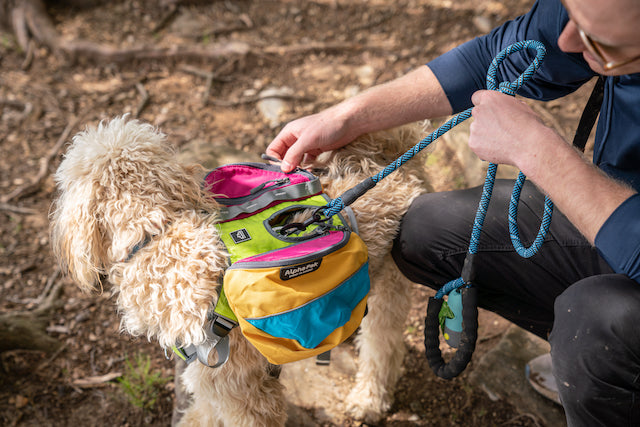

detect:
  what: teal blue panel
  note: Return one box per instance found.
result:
[246,262,370,349]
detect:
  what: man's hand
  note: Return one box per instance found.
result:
[469,89,635,244]
[469,90,560,173]
[266,108,355,173]
[267,66,452,173]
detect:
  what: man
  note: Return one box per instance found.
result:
[266,0,640,424]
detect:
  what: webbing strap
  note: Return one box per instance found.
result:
[214,287,238,323]
[218,180,322,220]
[572,75,605,153]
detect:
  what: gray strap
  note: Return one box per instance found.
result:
[181,334,230,368]
[219,180,322,220]
[343,205,359,235]
[195,335,230,368]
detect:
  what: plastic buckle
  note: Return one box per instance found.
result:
[171,345,198,364]
[210,315,236,338]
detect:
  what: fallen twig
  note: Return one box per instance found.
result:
[72,372,123,389]
[34,343,68,374]
[178,64,236,105]
[151,3,179,34]
[134,83,149,118]
[262,41,376,56]
[197,22,252,40]
[8,272,64,310]
[0,202,39,215]
[34,266,62,310]
[210,93,314,108]
[11,0,30,52]
[1,116,80,203]
[178,64,233,82]
[12,0,394,69]
[21,39,35,70]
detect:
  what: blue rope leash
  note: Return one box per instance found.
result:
[321,40,554,298]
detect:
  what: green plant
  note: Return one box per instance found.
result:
[1,35,14,50]
[116,353,172,411]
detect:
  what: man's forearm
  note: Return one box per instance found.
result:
[334,65,453,140]
[520,129,636,244]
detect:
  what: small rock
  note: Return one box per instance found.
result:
[355,65,375,87]
[473,15,493,34]
[468,325,566,426]
[257,87,294,128]
[344,85,360,99]
[14,395,29,409]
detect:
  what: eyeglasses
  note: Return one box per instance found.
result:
[577,26,640,71]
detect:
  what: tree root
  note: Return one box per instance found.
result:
[0,271,65,354]
[6,0,375,66]
[8,0,251,64]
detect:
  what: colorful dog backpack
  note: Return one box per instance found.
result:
[177,163,370,366]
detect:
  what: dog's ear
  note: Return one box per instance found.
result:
[50,178,107,292]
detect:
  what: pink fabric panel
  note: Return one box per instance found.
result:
[238,231,345,263]
[205,165,310,199]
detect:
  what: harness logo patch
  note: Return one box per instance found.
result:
[230,228,251,244]
[280,259,322,280]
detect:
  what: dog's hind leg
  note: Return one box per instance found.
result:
[346,255,413,423]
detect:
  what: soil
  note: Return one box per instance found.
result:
[0,1,593,426]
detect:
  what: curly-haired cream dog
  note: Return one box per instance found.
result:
[50,116,430,426]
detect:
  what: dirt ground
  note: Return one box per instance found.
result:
[1,0,593,425]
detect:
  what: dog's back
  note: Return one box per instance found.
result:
[314,123,431,260]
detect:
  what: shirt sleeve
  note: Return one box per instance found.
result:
[595,194,640,284]
[427,0,596,113]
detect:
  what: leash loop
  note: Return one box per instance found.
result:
[485,39,554,258]
[425,40,553,379]
[313,40,552,379]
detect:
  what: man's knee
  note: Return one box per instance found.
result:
[550,274,640,421]
[391,191,473,286]
[552,274,640,338]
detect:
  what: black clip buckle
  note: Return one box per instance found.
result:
[280,207,328,236]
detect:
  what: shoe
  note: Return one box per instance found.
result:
[525,353,561,405]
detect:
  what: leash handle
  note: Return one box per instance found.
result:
[424,287,479,380]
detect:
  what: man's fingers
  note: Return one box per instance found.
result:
[266,131,297,160]
[471,89,491,106]
[281,141,308,172]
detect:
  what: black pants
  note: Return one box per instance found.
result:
[391,180,640,426]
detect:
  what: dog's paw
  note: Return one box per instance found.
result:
[345,382,390,424]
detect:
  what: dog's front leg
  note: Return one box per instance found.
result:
[178,335,287,427]
[346,256,413,423]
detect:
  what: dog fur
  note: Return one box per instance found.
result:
[50,116,429,426]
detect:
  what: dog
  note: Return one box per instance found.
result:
[50,116,430,426]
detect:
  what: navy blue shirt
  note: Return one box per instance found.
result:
[427,0,640,283]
